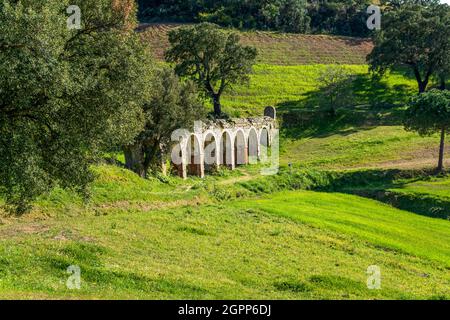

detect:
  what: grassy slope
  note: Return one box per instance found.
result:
[236,191,450,267]
[0,167,449,299]
[1,25,449,300]
[221,65,448,170]
[141,23,448,170]
[390,176,450,200]
[139,24,373,65]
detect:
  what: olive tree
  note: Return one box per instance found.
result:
[123,67,205,178]
[165,23,257,117]
[404,90,450,172]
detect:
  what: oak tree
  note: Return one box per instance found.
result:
[404,90,450,172]
[368,1,450,93]
[165,23,257,117]
[0,0,153,212]
[123,67,205,178]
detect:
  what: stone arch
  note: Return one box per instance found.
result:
[234,129,247,166]
[203,131,219,173]
[171,144,186,179]
[220,130,234,169]
[186,134,204,178]
[248,127,259,164]
[170,131,190,179]
[259,127,270,162]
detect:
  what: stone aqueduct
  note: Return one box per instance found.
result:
[171,107,277,179]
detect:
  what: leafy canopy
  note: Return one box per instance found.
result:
[368,1,450,92]
[123,67,205,177]
[138,0,372,37]
[404,90,450,136]
[0,0,153,212]
[165,23,257,116]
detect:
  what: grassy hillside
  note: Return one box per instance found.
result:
[236,191,450,267]
[1,24,448,301]
[390,176,450,200]
[139,24,373,65]
[221,65,417,116]
[0,166,449,299]
[139,24,448,171]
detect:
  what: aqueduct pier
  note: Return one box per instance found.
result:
[171,107,278,179]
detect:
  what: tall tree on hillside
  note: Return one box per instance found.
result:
[404,90,450,172]
[317,66,355,117]
[368,1,450,93]
[123,68,205,178]
[165,23,257,117]
[0,0,153,213]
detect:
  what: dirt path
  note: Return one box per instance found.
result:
[217,171,257,186]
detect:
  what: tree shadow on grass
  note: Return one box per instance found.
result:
[262,167,450,220]
[277,70,415,140]
[321,168,450,220]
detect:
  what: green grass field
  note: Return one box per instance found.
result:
[390,176,450,200]
[1,26,449,300]
[140,24,373,66]
[1,171,449,299]
[218,64,448,170]
[221,65,417,116]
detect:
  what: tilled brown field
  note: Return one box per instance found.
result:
[138,23,373,65]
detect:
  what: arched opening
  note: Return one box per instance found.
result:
[187,135,203,177]
[220,131,233,168]
[234,130,247,166]
[248,128,258,164]
[204,132,218,173]
[259,128,270,162]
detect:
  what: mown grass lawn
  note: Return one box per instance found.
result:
[390,176,450,200]
[1,189,449,299]
[235,191,450,267]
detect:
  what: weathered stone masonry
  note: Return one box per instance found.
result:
[172,107,277,179]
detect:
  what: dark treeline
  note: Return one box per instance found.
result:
[137,0,373,37]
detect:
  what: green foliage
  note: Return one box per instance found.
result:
[138,0,372,37]
[200,0,311,33]
[404,89,450,171]
[1,179,450,298]
[237,190,450,267]
[139,0,310,32]
[404,90,450,136]
[308,0,372,37]
[123,67,205,177]
[368,1,450,92]
[0,0,154,213]
[166,23,257,116]
[317,66,355,115]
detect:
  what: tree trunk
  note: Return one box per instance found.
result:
[123,144,145,178]
[329,95,336,117]
[418,81,427,93]
[213,94,221,117]
[413,67,428,93]
[440,75,446,91]
[437,127,446,173]
[143,143,159,177]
